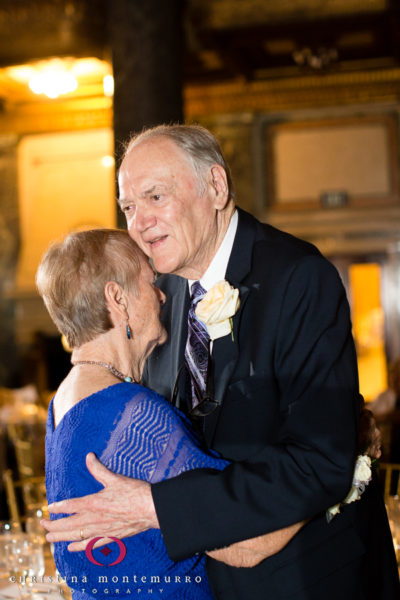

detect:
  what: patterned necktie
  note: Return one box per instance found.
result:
[184,281,210,408]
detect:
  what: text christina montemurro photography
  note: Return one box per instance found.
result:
[9,573,204,595]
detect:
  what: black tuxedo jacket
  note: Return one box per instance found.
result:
[146,209,399,599]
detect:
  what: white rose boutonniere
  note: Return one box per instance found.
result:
[326,454,372,522]
[195,280,240,341]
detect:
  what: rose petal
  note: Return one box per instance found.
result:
[206,319,232,341]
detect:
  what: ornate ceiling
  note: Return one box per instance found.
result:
[0,0,398,125]
[185,0,400,82]
[0,0,398,80]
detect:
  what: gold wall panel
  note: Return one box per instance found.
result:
[16,129,116,292]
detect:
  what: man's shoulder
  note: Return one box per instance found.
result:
[262,223,319,254]
[237,208,323,272]
[241,209,318,253]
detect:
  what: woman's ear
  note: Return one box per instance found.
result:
[104,281,128,319]
[210,165,229,210]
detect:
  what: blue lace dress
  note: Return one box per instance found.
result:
[45,383,229,600]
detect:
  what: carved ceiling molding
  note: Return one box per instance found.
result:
[3,67,400,135]
[190,0,389,30]
[0,0,85,26]
[185,68,400,117]
[0,0,106,66]
[0,98,111,135]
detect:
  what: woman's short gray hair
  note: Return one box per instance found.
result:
[121,124,235,199]
[36,229,143,349]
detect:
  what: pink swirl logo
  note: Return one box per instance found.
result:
[85,537,127,566]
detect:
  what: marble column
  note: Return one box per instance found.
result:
[107,0,184,163]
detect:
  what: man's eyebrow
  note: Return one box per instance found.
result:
[142,185,157,197]
[142,183,174,197]
[117,183,172,206]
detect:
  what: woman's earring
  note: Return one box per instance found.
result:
[126,318,132,340]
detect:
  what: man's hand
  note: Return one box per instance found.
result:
[41,453,159,552]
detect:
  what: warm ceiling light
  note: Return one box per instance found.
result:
[29,68,78,99]
[5,57,112,101]
[103,74,114,97]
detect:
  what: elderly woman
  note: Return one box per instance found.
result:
[37,229,303,600]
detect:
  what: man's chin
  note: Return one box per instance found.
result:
[152,258,178,276]
[158,329,168,346]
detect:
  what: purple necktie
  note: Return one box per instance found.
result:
[184,281,210,408]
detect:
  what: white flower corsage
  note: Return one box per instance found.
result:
[195,280,240,341]
[326,454,372,522]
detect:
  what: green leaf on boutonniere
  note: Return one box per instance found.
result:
[230,317,234,341]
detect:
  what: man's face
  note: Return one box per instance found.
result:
[127,255,167,358]
[118,138,224,279]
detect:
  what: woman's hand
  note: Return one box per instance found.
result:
[207,521,305,568]
[41,453,159,551]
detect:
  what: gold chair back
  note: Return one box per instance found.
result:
[379,462,400,499]
[7,422,46,478]
[3,469,47,526]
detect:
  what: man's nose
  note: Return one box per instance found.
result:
[132,205,157,233]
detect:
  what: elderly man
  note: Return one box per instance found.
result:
[43,125,399,599]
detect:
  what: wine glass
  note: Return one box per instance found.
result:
[4,534,45,599]
[0,520,22,579]
[26,508,46,544]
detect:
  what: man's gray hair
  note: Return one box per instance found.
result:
[121,124,235,199]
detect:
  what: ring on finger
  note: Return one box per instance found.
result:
[80,528,85,540]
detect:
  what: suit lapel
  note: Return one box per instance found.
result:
[147,274,189,402]
[203,282,251,445]
[169,278,190,376]
[203,209,257,446]
[168,276,190,408]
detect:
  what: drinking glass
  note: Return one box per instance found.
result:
[0,520,22,578]
[26,508,46,544]
[4,533,45,599]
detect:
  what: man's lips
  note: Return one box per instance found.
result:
[146,235,168,249]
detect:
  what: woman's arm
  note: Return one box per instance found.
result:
[45,392,306,568]
[207,521,305,567]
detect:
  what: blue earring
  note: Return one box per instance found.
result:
[126,322,132,340]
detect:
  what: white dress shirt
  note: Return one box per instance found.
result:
[188,209,238,294]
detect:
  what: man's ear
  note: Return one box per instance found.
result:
[210,165,229,210]
[104,281,127,318]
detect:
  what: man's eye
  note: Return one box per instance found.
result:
[152,194,162,201]
[122,204,134,214]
